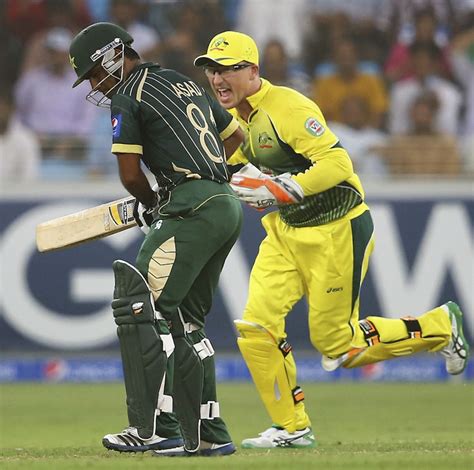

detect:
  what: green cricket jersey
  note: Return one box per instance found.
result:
[110,63,239,193]
[228,79,365,227]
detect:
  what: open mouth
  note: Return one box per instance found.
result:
[217,87,232,101]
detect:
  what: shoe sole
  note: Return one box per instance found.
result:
[102,437,184,453]
[241,437,316,449]
[447,301,470,375]
[102,439,149,453]
[241,442,316,449]
[199,443,236,456]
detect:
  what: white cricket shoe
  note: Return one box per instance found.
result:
[102,426,184,453]
[241,426,315,449]
[440,302,470,375]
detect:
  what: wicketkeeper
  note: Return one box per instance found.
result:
[194,31,470,449]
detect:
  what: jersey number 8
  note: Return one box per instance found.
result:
[186,103,224,164]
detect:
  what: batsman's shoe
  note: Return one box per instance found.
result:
[440,302,470,375]
[102,427,184,453]
[241,426,315,449]
[199,440,236,456]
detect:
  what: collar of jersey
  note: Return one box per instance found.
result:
[246,78,272,109]
[130,62,156,75]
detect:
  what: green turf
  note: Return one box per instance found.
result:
[1,382,473,469]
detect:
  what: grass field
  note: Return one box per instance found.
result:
[1,382,473,469]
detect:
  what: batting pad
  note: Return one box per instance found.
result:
[112,260,172,439]
[235,320,300,433]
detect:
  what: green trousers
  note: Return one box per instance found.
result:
[135,179,242,441]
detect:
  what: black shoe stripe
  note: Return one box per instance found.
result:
[131,434,145,445]
[118,435,134,446]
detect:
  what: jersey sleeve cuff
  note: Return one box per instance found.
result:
[219,118,240,141]
[111,143,143,155]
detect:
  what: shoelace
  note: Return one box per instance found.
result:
[451,335,467,358]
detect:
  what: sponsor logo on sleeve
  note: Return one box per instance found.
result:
[111,114,122,138]
[304,117,325,137]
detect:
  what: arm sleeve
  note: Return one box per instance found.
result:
[110,94,143,155]
[275,99,354,195]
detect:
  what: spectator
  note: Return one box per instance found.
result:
[382,90,461,175]
[0,2,24,86]
[328,96,389,176]
[0,90,41,182]
[303,2,389,76]
[376,0,454,44]
[109,0,160,62]
[17,0,90,74]
[261,39,311,96]
[388,42,462,135]
[14,27,95,160]
[384,8,452,83]
[449,26,474,173]
[235,0,310,60]
[159,3,211,86]
[312,36,388,128]
[409,90,440,135]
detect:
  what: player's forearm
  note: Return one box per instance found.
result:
[292,150,354,196]
[116,154,156,208]
[121,174,156,208]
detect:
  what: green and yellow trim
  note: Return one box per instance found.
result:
[136,68,148,102]
[220,118,240,140]
[111,143,143,155]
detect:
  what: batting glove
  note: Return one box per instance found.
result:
[133,184,160,235]
[230,164,304,209]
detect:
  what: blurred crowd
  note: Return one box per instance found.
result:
[1,0,473,182]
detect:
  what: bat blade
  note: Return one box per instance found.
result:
[36,196,137,252]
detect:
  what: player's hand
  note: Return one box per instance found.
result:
[133,184,160,235]
[230,168,304,209]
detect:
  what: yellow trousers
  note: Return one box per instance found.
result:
[240,205,451,431]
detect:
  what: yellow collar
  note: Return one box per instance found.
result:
[246,78,272,109]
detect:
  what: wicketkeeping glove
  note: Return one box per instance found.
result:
[133,184,160,235]
[230,163,304,209]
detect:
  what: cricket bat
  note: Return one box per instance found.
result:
[36,196,137,252]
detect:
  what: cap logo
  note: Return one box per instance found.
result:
[210,37,230,51]
[69,55,77,69]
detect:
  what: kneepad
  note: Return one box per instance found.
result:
[112,260,174,439]
[235,320,303,433]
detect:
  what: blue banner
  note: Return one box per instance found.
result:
[0,190,472,353]
[0,356,471,383]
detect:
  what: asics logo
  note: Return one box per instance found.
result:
[326,287,343,293]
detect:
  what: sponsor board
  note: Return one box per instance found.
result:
[0,185,472,353]
[0,356,471,382]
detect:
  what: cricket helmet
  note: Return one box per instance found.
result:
[69,23,133,88]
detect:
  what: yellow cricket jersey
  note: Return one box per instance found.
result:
[227,78,366,227]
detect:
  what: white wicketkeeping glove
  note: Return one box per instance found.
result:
[133,183,160,235]
[230,163,304,209]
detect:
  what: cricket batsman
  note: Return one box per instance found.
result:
[194,31,470,449]
[68,22,245,456]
